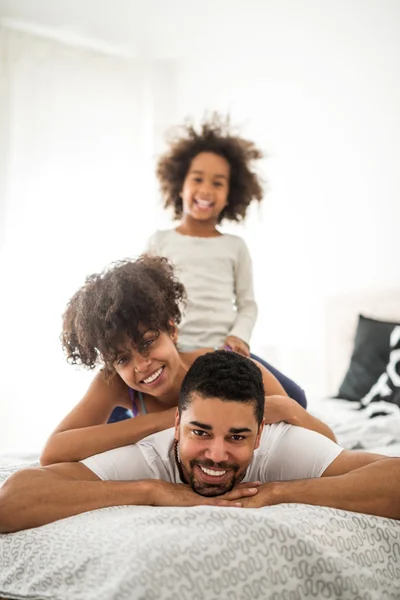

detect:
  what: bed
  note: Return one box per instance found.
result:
[1,290,400,600]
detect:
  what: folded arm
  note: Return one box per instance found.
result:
[0,462,259,533]
[242,451,400,520]
[40,371,175,465]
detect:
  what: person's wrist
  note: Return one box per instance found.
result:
[139,479,158,506]
[264,481,286,506]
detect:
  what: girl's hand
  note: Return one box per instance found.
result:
[264,395,301,426]
[223,336,250,357]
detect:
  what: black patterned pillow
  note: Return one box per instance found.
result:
[360,326,400,415]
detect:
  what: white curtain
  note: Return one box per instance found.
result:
[0,27,169,452]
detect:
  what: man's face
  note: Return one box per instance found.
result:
[175,394,264,497]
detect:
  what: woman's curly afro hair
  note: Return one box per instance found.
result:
[157,113,265,223]
[61,255,186,377]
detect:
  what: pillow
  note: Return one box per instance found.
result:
[360,326,400,411]
[336,315,400,401]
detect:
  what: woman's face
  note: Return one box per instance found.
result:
[113,327,181,396]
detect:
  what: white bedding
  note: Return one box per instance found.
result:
[1,400,400,599]
[0,494,399,600]
[308,396,400,456]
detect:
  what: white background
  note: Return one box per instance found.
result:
[0,0,399,452]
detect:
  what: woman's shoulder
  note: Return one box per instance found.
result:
[180,347,215,366]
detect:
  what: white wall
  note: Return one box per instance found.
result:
[0,1,399,452]
[168,1,400,396]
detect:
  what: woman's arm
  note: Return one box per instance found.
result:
[40,372,176,466]
[263,395,337,442]
[254,361,336,442]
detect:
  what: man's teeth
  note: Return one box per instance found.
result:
[143,367,163,384]
[200,466,227,477]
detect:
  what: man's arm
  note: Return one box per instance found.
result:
[0,462,151,533]
[242,452,400,520]
[0,462,257,533]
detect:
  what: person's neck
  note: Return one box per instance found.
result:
[153,356,189,407]
[176,217,220,238]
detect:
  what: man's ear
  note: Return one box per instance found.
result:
[174,408,181,440]
[254,418,265,450]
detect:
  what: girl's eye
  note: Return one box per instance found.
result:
[193,177,202,183]
[143,338,156,348]
[214,181,223,187]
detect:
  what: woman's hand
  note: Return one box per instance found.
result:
[263,395,302,426]
[223,336,250,357]
[264,395,337,442]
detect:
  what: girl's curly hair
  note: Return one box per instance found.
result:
[157,113,265,223]
[61,255,186,378]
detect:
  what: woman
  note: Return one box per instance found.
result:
[40,255,334,466]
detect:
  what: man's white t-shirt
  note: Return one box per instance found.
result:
[82,423,343,483]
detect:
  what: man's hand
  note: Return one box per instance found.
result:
[223,336,250,357]
[240,482,279,508]
[148,480,261,507]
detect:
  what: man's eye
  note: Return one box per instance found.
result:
[230,435,245,442]
[192,430,208,437]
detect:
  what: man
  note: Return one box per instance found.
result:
[1,351,399,533]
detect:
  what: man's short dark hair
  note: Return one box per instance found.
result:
[179,350,265,424]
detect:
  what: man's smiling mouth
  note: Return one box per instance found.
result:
[199,466,227,477]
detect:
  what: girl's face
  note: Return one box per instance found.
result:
[180,152,230,223]
[113,327,181,397]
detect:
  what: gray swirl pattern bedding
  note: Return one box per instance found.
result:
[1,463,400,600]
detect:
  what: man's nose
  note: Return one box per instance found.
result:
[204,439,229,464]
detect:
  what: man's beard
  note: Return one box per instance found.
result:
[187,458,241,497]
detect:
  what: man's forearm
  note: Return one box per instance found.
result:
[269,458,400,519]
[0,468,152,533]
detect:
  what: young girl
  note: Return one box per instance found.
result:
[148,114,261,358]
[40,255,334,466]
[148,114,308,408]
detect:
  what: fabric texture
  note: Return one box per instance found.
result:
[147,229,257,349]
[337,315,400,401]
[360,325,400,416]
[0,492,399,600]
[81,423,342,483]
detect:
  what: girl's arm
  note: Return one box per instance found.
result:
[228,239,257,348]
[40,372,176,466]
[254,360,337,442]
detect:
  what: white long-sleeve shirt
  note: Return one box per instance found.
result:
[147,229,257,350]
